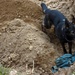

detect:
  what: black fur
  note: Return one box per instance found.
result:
[41,3,75,54]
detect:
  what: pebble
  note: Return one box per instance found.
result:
[9,43,12,45]
[26,16,28,18]
[9,53,17,59]
[29,46,33,50]
[9,69,17,75]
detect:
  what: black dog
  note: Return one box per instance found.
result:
[41,3,75,54]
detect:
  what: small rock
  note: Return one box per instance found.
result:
[29,39,33,43]
[26,16,28,18]
[9,69,17,75]
[17,34,20,36]
[29,46,33,50]
[9,53,19,61]
[10,54,16,58]
[9,43,12,45]
[29,38,32,41]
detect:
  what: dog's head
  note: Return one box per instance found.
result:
[65,23,75,40]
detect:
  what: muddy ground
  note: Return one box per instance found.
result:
[0,0,75,75]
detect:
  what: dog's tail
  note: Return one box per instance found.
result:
[41,3,48,14]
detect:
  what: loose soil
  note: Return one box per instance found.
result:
[0,0,75,75]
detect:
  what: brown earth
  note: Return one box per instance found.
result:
[0,0,75,75]
[0,0,43,29]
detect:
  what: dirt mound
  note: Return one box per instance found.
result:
[0,19,58,74]
[0,0,75,75]
[0,0,42,23]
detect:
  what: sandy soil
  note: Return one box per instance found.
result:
[0,0,75,75]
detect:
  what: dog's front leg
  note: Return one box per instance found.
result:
[61,42,67,54]
[68,42,72,54]
[41,24,47,34]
